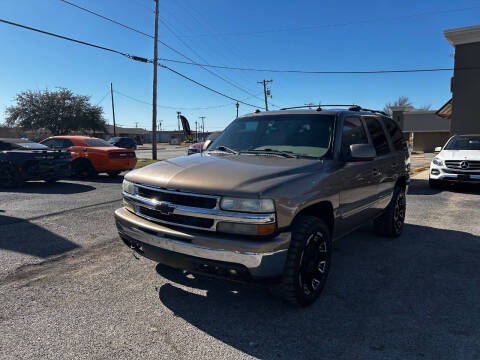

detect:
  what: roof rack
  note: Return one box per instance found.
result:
[279,104,389,116]
[279,104,357,111]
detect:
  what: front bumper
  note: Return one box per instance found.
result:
[115,207,290,280]
[429,164,480,182]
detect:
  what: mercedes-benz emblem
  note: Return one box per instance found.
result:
[460,161,469,169]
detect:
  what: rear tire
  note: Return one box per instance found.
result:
[374,186,406,238]
[72,159,94,179]
[273,216,332,307]
[0,163,23,188]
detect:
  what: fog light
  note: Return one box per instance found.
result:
[431,169,440,175]
[216,222,276,235]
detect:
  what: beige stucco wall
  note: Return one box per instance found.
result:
[412,132,451,152]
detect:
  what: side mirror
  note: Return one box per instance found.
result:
[434,146,442,153]
[202,139,212,151]
[348,144,377,161]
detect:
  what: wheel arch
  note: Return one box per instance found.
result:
[293,201,335,233]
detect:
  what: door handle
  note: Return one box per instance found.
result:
[372,168,381,177]
[391,162,398,168]
[82,148,88,152]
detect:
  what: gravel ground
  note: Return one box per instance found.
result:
[1,170,480,360]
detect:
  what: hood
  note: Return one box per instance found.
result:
[439,150,480,161]
[126,153,324,196]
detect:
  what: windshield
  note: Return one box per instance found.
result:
[85,138,113,147]
[108,137,121,143]
[207,132,221,141]
[444,136,480,150]
[209,114,334,158]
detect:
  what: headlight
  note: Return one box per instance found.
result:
[220,197,275,213]
[122,179,135,194]
[432,157,444,166]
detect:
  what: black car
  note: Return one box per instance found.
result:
[108,137,137,150]
[0,138,72,188]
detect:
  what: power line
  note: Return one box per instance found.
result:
[58,0,267,103]
[114,89,261,110]
[158,64,263,108]
[158,17,264,101]
[156,57,461,74]
[174,6,480,38]
[54,0,465,76]
[95,91,110,105]
[0,18,149,63]
[0,17,264,108]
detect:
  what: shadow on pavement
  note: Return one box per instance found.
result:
[81,174,125,184]
[0,181,96,194]
[408,178,480,196]
[157,224,480,359]
[0,213,80,258]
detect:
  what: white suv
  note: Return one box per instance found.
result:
[429,134,480,188]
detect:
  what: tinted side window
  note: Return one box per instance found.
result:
[364,117,390,156]
[62,139,74,148]
[42,139,62,149]
[341,117,368,157]
[0,142,11,150]
[383,117,405,152]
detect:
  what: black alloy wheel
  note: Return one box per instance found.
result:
[298,231,329,297]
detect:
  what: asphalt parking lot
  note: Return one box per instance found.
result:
[1,170,479,360]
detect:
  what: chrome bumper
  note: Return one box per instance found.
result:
[115,207,290,278]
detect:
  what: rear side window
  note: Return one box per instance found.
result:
[341,117,368,157]
[85,139,113,147]
[364,117,390,156]
[42,138,64,149]
[383,117,405,151]
[62,139,74,148]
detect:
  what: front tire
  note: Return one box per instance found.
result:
[275,216,332,307]
[374,186,406,237]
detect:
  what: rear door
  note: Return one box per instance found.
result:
[363,116,398,212]
[337,116,380,235]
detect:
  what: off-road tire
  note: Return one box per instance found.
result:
[374,186,406,237]
[273,216,332,307]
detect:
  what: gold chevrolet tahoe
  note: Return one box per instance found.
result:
[115,106,410,306]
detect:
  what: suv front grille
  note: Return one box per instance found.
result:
[137,186,217,209]
[445,160,480,170]
[138,206,214,229]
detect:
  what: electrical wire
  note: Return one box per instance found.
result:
[175,6,480,38]
[157,58,463,74]
[0,17,265,108]
[158,63,264,108]
[114,89,261,110]
[95,91,110,105]
[54,0,466,76]
[58,0,263,102]
[0,18,147,62]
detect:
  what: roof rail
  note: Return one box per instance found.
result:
[279,104,389,116]
[280,104,358,110]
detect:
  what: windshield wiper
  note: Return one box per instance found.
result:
[243,148,297,158]
[210,146,238,155]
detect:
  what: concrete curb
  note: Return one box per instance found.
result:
[410,165,430,175]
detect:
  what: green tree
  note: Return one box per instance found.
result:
[4,88,106,135]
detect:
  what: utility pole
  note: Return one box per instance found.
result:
[195,121,198,141]
[235,102,239,118]
[110,82,116,136]
[199,116,205,139]
[151,0,159,160]
[135,122,138,128]
[177,112,181,131]
[257,79,272,111]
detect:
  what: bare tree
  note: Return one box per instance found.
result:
[383,96,413,116]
